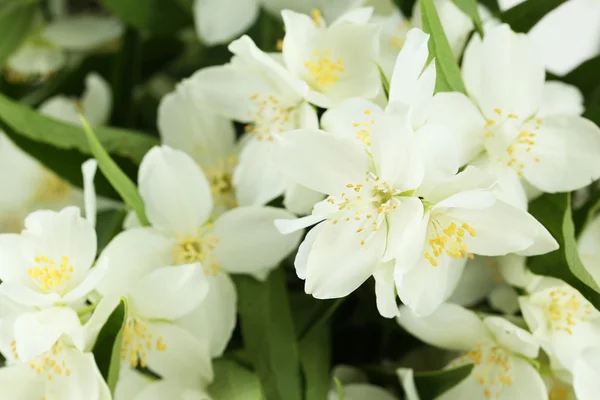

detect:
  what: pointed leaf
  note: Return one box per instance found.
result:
[0,0,38,65]
[420,0,467,93]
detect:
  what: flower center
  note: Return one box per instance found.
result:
[449,344,514,399]
[205,156,238,211]
[304,49,344,89]
[546,287,593,335]
[424,220,476,267]
[27,255,74,293]
[121,317,167,368]
[311,9,324,26]
[245,93,296,141]
[173,227,220,275]
[484,108,543,177]
[326,171,401,245]
[11,339,72,380]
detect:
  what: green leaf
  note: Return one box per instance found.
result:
[528,193,600,307]
[0,0,38,65]
[235,269,302,400]
[334,377,344,400]
[377,63,390,100]
[297,298,344,341]
[420,0,467,94]
[451,0,484,37]
[96,209,127,252]
[413,364,474,400]
[300,324,330,400]
[0,92,157,199]
[478,0,500,14]
[501,0,567,33]
[80,117,150,226]
[100,0,192,36]
[207,359,265,399]
[92,298,127,394]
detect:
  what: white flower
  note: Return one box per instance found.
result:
[572,346,600,400]
[187,35,322,213]
[428,24,600,208]
[397,303,547,400]
[328,364,397,399]
[192,0,353,46]
[96,145,301,358]
[89,263,214,385]
[0,306,110,400]
[0,207,107,308]
[281,8,381,108]
[519,278,600,374]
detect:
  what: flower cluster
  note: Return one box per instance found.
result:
[1,0,600,399]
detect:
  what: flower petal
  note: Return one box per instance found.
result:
[177,271,237,358]
[130,264,208,321]
[396,303,490,351]
[272,129,370,195]
[193,0,259,45]
[138,146,213,236]
[539,81,584,117]
[483,316,539,358]
[523,115,600,193]
[573,347,600,400]
[462,24,544,119]
[213,207,302,276]
[373,262,398,318]
[42,16,123,51]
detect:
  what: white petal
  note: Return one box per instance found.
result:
[80,73,112,127]
[114,368,152,400]
[415,122,459,192]
[488,284,521,315]
[573,347,600,400]
[483,316,539,358]
[579,214,600,286]
[130,264,208,321]
[275,214,326,235]
[213,207,302,276]
[272,129,370,195]
[373,262,398,318]
[61,255,108,304]
[523,115,600,193]
[42,16,123,51]
[82,159,97,227]
[422,166,495,205]
[0,364,44,398]
[396,303,490,351]
[294,223,325,280]
[370,110,424,191]
[388,28,435,127]
[0,234,31,286]
[426,92,487,166]
[396,255,467,317]
[158,82,236,167]
[397,368,420,400]
[305,219,386,298]
[539,81,584,117]
[95,228,173,296]
[497,356,547,400]
[462,24,544,119]
[320,97,384,142]
[0,282,60,308]
[283,183,324,215]
[442,197,557,256]
[145,322,213,386]
[139,146,213,236]
[177,271,237,358]
[448,256,497,308]
[193,0,259,45]
[14,307,81,361]
[233,138,286,206]
[383,197,425,262]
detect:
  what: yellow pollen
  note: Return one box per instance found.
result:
[173,228,221,276]
[424,221,476,266]
[246,93,294,141]
[304,49,344,88]
[205,157,238,211]
[121,318,167,368]
[27,255,74,293]
[311,9,323,26]
[547,288,593,335]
